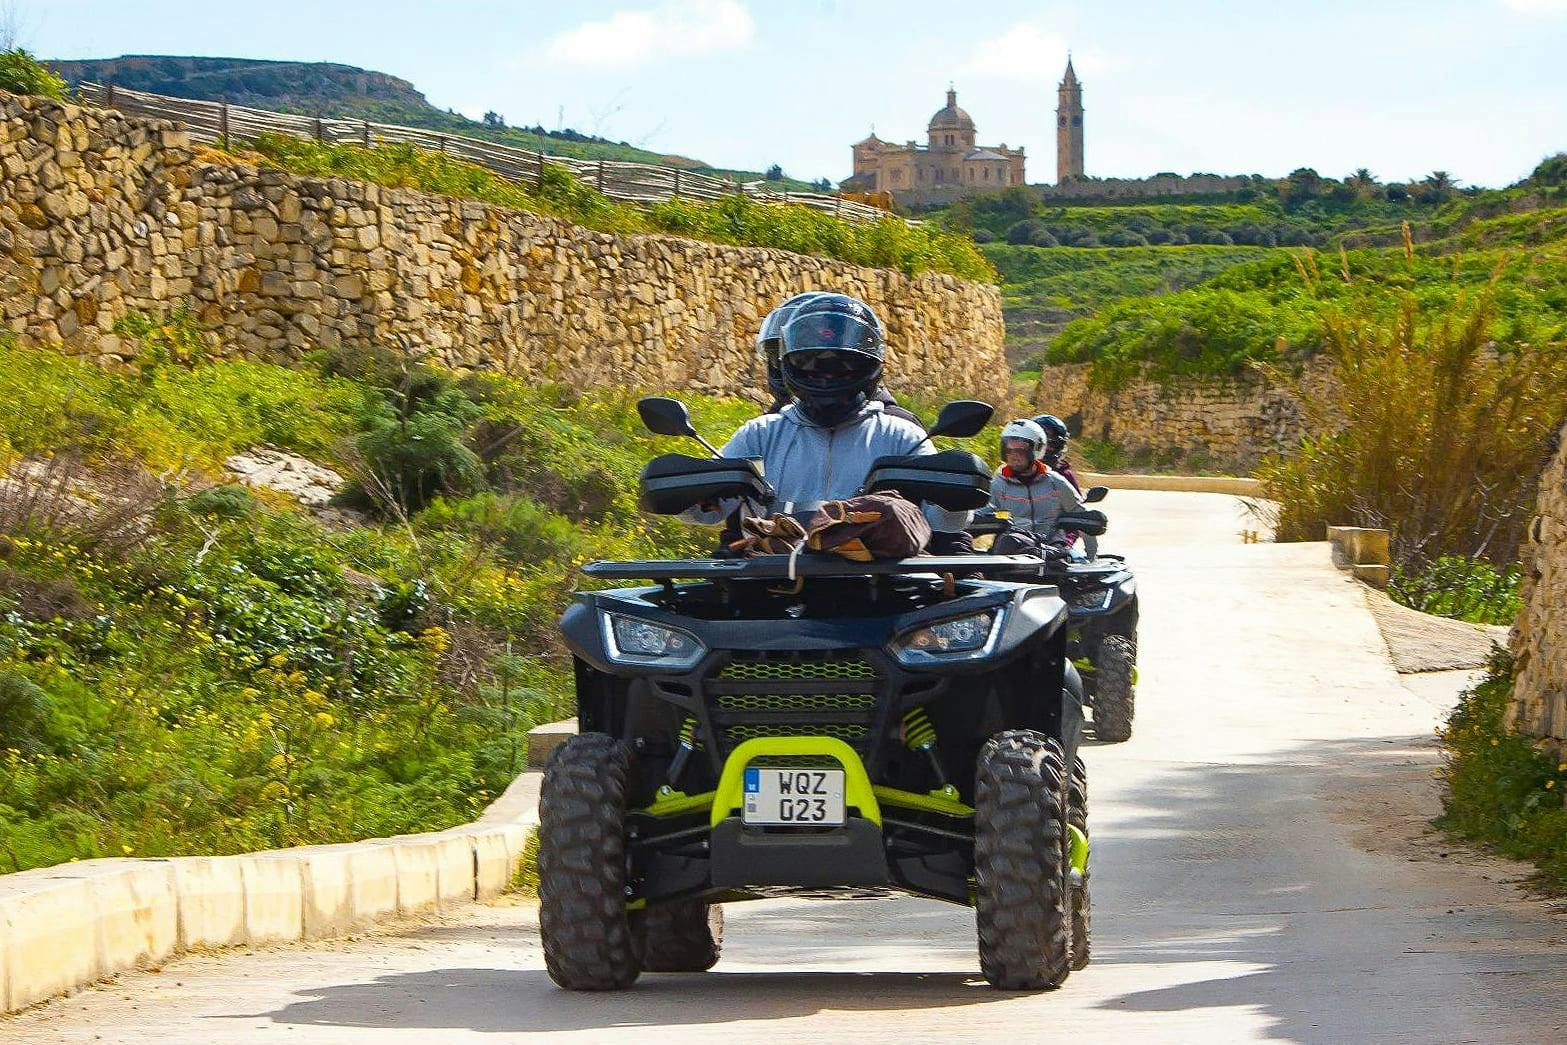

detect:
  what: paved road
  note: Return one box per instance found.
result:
[9,492,1567,1044]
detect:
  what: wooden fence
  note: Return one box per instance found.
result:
[76,82,903,225]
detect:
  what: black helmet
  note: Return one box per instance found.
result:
[780,293,885,427]
[1033,413,1069,466]
[756,292,826,401]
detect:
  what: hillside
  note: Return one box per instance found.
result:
[923,165,1564,371]
[46,55,816,188]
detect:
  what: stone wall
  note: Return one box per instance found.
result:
[0,91,1005,399]
[1508,423,1567,752]
[1033,360,1333,470]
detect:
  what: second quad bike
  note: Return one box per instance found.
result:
[968,500,1139,742]
[537,398,1092,992]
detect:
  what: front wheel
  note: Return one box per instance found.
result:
[1093,635,1136,743]
[538,733,642,990]
[974,729,1073,990]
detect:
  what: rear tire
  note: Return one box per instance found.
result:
[974,729,1073,990]
[638,901,724,972]
[1068,756,1091,971]
[1093,636,1136,743]
[538,733,642,990]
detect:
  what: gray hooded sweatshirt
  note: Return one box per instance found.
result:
[679,401,970,532]
[989,465,1084,539]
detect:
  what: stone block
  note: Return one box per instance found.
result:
[279,845,354,940]
[344,843,400,923]
[238,854,303,945]
[169,856,247,951]
[362,838,439,915]
[527,717,577,768]
[0,870,101,1012]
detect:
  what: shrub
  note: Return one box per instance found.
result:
[0,49,66,100]
[1006,219,1045,245]
[1438,654,1567,889]
[1388,556,1522,625]
[972,227,996,244]
[1028,229,1060,248]
[1257,284,1567,568]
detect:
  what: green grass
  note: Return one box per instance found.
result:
[1438,655,1567,891]
[0,335,766,872]
[238,135,994,282]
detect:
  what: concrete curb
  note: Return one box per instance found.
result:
[1327,525,1392,589]
[1080,471,1265,497]
[1,771,542,1014]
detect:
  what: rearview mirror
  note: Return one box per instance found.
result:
[927,400,994,440]
[638,397,698,438]
[1084,485,1109,504]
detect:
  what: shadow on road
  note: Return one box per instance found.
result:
[250,967,1008,1034]
[238,735,1565,1042]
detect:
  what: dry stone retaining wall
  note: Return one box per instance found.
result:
[0,91,1005,398]
[1034,359,1334,470]
[1508,423,1567,752]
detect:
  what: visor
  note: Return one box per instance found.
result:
[781,313,882,359]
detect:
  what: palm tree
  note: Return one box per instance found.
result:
[1348,168,1378,192]
[1424,170,1457,193]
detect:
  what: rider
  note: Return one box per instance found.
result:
[757,293,922,426]
[989,417,1085,556]
[1032,413,1081,492]
[686,292,969,542]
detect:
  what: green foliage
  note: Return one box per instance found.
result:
[0,346,782,871]
[0,339,366,469]
[1438,655,1567,890]
[1388,557,1522,626]
[0,49,66,100]
[247,133,646,235]
[111,307,211,369]
[236,134,992,282]
[983,243,1270,315]
[1256,285,1567,569]
[1045,242,1567,385]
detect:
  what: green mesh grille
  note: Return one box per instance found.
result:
[724,723,869,745]
[715,692,877,713]
[718,658,876,681]
[746,754,844,768]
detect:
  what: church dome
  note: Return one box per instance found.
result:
[928,88,975,132]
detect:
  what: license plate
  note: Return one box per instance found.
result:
[742,767,846,826]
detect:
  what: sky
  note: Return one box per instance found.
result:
[16,0,1567,188]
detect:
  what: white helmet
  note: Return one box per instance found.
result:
[999,418,1048,465]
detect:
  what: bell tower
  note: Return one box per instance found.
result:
[1056,56,1084,183]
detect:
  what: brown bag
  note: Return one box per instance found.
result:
[805,492,932,561]
[729,492,932,561]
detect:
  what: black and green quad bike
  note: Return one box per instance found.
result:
[536,398,1091,991]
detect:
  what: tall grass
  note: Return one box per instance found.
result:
[1257,275,1567,570]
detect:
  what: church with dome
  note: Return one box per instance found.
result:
[844,60,1085,203]
[845,86,1025,202]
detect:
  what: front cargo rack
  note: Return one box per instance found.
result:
[581,553,1054,582]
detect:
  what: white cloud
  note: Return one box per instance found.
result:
[953,23,1111,84]
[544,0,755,69]
[1498,0,1567,13]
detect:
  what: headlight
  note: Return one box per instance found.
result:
[602,613,706,669]
[894,609,1003,665]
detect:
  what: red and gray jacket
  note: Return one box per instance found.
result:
[989,464,1084,539]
